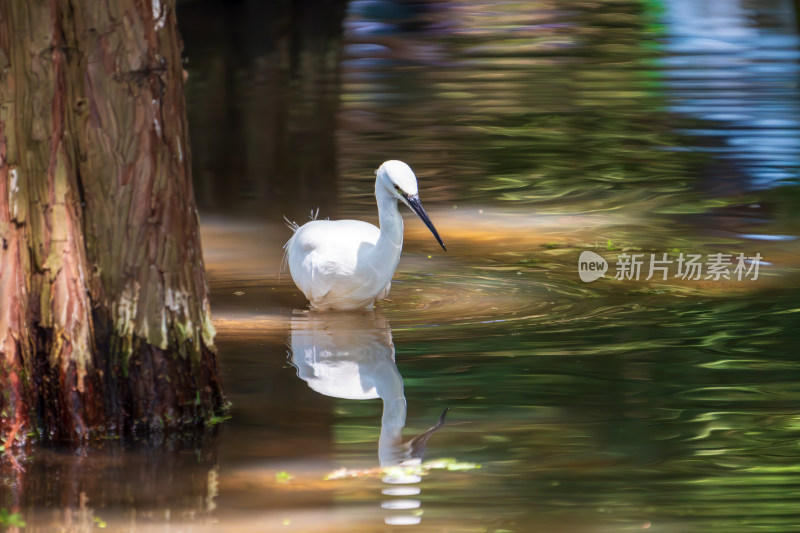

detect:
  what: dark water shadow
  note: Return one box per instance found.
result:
[0,434,220,531]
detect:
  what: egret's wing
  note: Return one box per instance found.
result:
[291,220,379,254]
[286,220,381,307]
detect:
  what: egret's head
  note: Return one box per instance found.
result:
[377,160,419,201]
[374,160,446,251]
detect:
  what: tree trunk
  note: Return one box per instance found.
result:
[0,0,224,445]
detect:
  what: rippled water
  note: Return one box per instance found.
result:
[5,0,800,531]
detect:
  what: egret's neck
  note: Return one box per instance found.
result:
[375,186,404,250]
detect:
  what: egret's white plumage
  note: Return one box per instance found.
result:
[285,160,445,310]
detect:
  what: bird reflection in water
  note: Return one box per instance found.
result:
[288,310,448,525]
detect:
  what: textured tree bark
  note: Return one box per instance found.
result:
[0,0,224,445]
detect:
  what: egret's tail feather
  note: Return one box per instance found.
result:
[284,216,300,234]
[281,216,301,280]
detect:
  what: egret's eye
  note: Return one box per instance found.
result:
[393,184,401,192]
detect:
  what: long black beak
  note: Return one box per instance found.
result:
[406,194,446,251]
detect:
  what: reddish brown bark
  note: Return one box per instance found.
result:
[0,0,224,445]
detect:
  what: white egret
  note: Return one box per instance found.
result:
[285,160,446,310]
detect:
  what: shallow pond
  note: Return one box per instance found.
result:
[4,0,800,532]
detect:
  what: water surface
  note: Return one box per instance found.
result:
[4,0,800,531]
